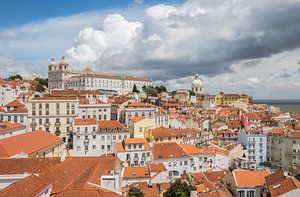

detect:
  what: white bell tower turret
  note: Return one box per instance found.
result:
[191,73,203,95]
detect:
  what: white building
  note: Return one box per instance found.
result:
[124,103,158,125]
[115,138,152,167]
[238,129,267,166]
[0,121,26,139]
[48,57,152,94]
[0,100,28,126]
[78,98,111,120]
[191,73,203,95]
[72,118,130,156]
[28,97,79,142]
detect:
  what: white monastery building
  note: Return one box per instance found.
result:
[48,57,152,94]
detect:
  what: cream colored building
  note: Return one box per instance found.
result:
[28,97,79,142]
[48,57,152,94]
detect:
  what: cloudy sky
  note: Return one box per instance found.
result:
[1,0,300,99]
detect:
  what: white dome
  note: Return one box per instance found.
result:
[191,74,203,88]
[48,57,58,67]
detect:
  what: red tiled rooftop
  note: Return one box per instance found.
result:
[0,121,25,133]
[0,130,62,157]
[233,170,271,187]
[152,142,189,160]
[123,166,150,179]
[130,116,145,123]
[4,100,25,107]
[74,118,97,126]
[98,120,127,130]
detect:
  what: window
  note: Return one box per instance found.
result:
[93,145,96,149]
[139,127,143,133]
[77,127,80,132]
[77,146,81,151]
[93,135,96,140]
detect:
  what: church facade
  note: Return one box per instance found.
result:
[48,57,152,94]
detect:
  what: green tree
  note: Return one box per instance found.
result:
[128,186,144,197]
[163,179,196,197]
[155,85,167,93]
[8,74,23,81]
[296,173,300,181]
[132,83,140,93]
[34,77,48,93]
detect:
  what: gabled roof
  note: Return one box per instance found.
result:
[233,170,271,187]
[152,142,189,160]
[74,118,97,126]
[0,130,62,157]
[4,100,25,107]
[0,174,51,197]
[179,144,214,155]
[130,116,145,123]
[123,166,150,179]
[0,157,61,175]
[6,107,28,113]
[98,120,127,131]
[0,121,25,133]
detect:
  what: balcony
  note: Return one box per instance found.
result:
[55,122,61,127]
[44,122,50,127]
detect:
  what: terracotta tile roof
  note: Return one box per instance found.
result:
[79,98,105,104]
[0,174,51,197]
[0,121,25,133]
[289,131,300,139]
[268,178,300,197]
[74,118,97,126]
[0,157,61,174]
[198,185,232,197]
[0,155,119,196]
[31,96,78,101]
[244,113,261,120]
[127,182,170,197]
[128,102,157,108]
[124,138,147,145]
[0,107,5,112]
[148,163,166,172]
[98,120,127,131]
[116,142,125,152]
[265,169,285,186]
[233,170,271,187]
[0,130,62,158]
[204,170,228,182]
[152,142,189,160]
[193,172,208,185]
[179,144,214,155]
[130,116,145,123]
[6,107,28,113]
[123,166,151,179]
[4,100,25,107]
[196,181,216,193]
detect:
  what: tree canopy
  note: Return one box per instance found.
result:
[34,77,48,93]
[154,85,167,93]
[8,74,23,81]
[128,186,144,197]
[163,179,196,197]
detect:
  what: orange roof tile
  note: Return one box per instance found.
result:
[152,142,189,160]
[74,118,97,126]
[0,130,62,157]
[0,121,25,133]
[269,178,300,197]
[0,175,51,197]
[128,102,157,108]
[123,166,150,179]
[4,100,25,107]
[98,120,127,131]
[0,157,60,174]
[148,163,166,172]
[6,107,28,113]
[124,138,147,144]
[131,116,145,123]
[179,144,214,155]
[233,170,271,187]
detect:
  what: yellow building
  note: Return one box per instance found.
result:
[215,92,250,106]
[128,116,156,139]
